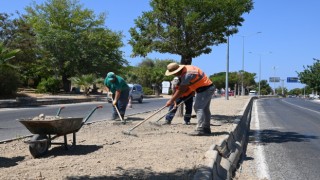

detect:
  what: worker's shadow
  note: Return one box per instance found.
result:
[0,156,25,168]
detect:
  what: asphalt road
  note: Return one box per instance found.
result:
[248,98,320,180]
[0,98,168,142]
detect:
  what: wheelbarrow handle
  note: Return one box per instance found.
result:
[56,106,65,116]
[81,105,103,127]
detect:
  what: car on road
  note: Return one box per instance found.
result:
[107,84,144,103]
[249,90,257,96]
[128,84,144,103]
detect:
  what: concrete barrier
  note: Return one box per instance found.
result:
[194,96,257,180]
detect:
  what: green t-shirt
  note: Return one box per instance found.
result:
[104,75,129,94]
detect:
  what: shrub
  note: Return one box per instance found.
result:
[143,86,153,95]
[0,67,21,97]
[36,77,61,94]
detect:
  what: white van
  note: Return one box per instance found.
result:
[249,90,257,96]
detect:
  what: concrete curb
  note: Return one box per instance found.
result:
[0,97,100,108]
[194,97,257,180]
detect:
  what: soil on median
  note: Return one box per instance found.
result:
[0,96,250,180]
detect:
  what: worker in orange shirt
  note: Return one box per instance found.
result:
[165,63,215,136]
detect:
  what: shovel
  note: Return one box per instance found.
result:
[122,105,167,136]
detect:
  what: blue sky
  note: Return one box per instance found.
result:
[1,0,319,90]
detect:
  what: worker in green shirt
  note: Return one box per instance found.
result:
[104,72,130,120]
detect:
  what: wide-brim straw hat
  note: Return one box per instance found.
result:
[165,63,185,76]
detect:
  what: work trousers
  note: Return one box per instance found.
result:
[165,95,194,123]
[193,85,215,130]
[112,88,130,119]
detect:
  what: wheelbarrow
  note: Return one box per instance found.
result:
[19,105,103,158]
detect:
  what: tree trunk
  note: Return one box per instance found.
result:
[177,55,193,117]
[155,85,160,96]
[62,75,71,92]
[180,55,192,65]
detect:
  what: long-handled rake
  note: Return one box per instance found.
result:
[149,95,193,126]
[122,105,167,136]
[111,97,126,124]
[149,101,185,126]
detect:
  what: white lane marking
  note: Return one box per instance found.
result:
[253,100,271,180]
[281,99,320,115]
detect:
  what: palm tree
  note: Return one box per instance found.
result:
[0,42,20,69]
[69,74,98,96]
[0,42,21,96]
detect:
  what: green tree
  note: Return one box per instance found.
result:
[297,58,320,92]
[25,0,125,92]
[69,74,100,96]
[243,71,256,93]
[0,42,20,69]
[0,13,40,87]
[259,80,272,95]
[209,71,256,94]
[129,0,253,64]
[0,42,21,96]
[288,88,301,96]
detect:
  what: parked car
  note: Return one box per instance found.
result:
[106,84,144,103]
[221,90,234,96]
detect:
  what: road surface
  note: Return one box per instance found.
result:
[236,98,320,180]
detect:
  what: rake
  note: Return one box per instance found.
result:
[122,105,167,136]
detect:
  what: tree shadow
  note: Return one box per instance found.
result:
[66,166,197,180]
[249,129,318,144]
[39,145,102,158]
[0,156,25,168]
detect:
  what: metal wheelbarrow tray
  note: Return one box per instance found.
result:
[19,106,102,158]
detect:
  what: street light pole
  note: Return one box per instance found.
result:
[259,54,261,97]
[240,32,261,96]
[225,35,230,100]
[273,66,278,95]
[249,51,272,97]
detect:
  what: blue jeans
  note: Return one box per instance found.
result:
[112,88,129,119]
[193,85,215,130]
[165,95,193,123]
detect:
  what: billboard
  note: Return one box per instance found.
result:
[287,77,299,83]
[269,77,280,82]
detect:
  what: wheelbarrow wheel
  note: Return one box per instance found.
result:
[29,134,49,158]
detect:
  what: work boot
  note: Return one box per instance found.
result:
[111,115,119,120]
[162,120,171,125]
[183,121,191,125]
[188,128,211,136]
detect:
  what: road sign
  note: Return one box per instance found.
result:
[287,77,299,83]
[269,77,280,82]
